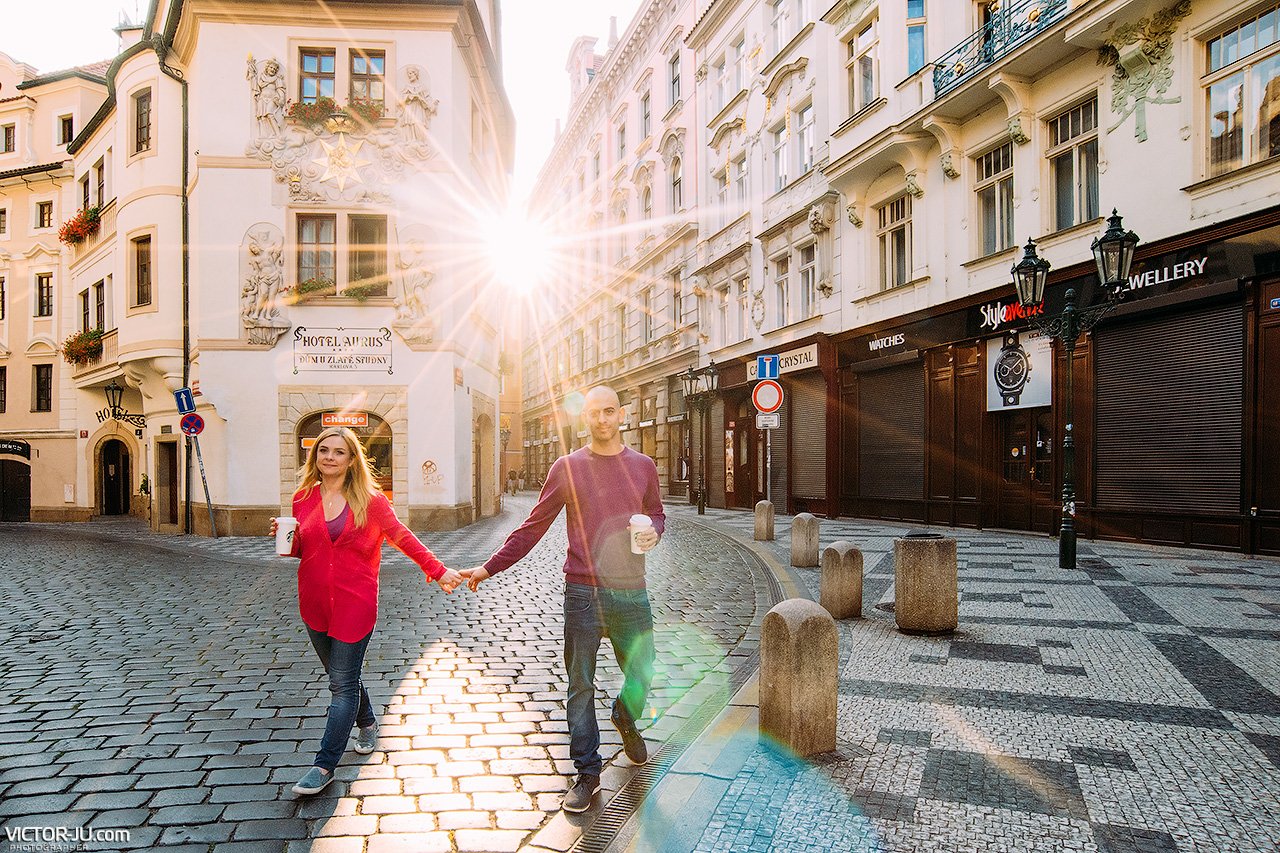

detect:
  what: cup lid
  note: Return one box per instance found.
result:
[630,514,651,525]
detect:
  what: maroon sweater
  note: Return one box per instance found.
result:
[483,446,666,588]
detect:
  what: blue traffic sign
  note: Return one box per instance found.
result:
[174,387,196,415]
[757,355,780,380]
[180,413,205,437]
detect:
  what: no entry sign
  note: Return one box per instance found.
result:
[752,380,784,414]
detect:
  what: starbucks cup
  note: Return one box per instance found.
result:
[275,516,299,556]
[630,514,653,555]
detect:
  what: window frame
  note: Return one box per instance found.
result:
[670,156,683,211]
[33,364,53,413]
[0,276,5,321]
[876,194,912,291]
[974,140,1015,256]
[798,242,817,319]
[36,201,54,230]
[59,115,75,146]
[906,0,928,76]
[1203,4,1280,177]
[640,91,651,139]
[772,253,791,327]
[847,19,879,115]
[0,207,7,236]
[0,366,6,414]
[133,88,152,155]
[348,49,386,107]
[771,123,789,192]
[296,213,338,289]
[35,273,53,318]
[735,275,750,341]
[1045,97,1100,232]
[797,103,815,174]
[347,214,389,296]
[132,235,153,308]
[0,123,15,154]
[299,48,337,105]
[668,53,681,106]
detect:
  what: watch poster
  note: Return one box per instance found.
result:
[986,332,1052,411]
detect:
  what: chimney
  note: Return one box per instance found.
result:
[608,16,619,49]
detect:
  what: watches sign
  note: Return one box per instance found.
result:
[986,332,1052,412]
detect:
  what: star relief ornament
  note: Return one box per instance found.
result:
[314,134,371,191]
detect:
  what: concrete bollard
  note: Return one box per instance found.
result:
[790,512,820,567]
[754,500,775,541]
[893,532,958,634]
[820,541,863,620]
[760,598,837,757]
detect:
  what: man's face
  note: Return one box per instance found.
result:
[583,391,623,442]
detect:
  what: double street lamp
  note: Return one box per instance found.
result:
[1011,208,1139,571]
[680,360,719,515]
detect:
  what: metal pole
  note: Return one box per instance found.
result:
[1059,288,1079,571]
[765,426,772,505]
[192,435,218,538]
[697,398,706,515]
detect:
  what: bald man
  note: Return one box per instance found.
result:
[460,386,665,812]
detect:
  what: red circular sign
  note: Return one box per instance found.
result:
[752,380,784,414]
[180,413,205,436]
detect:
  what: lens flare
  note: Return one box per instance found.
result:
[484,206,555,297]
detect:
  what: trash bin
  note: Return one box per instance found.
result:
[893,531,957,634]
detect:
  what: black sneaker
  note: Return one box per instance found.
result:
[611,702,649,765]
[562,773,601,813]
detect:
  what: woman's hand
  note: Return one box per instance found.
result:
[270,518,279,536]
[457,566,490,592]
[435,567,464,594]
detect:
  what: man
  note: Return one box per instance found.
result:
[460,386,663,812]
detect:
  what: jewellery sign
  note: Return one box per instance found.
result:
[293,327,393,374]
[986,331,1052,411]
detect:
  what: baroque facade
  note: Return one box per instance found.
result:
[527,0,1280,555]
[0,0,513,533]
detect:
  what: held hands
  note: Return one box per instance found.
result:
[634,528,659,553]
[457,566,490,593]
[435,567,464,594]
[269,519,279,536]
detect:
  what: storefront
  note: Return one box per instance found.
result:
[835,204,1280,554]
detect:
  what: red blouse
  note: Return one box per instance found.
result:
[290,489,446,642]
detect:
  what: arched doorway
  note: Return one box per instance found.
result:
[100,439,131,516]
[473,413,495,520]
[0,459,31,522]
[297,412,394,500]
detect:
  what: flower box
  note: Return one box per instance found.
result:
[61,328,104,365]
[58,206,101,246]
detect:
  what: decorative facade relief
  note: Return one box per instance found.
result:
[246,56,287,142]
[905,171,925,198]
[1007,116,1030,145]
[391,224,436,347]
[846,202,863,227]
[807,201,835,234]
[1098,0,1192,142]
[239,224,290,346]
[940,151,960,179]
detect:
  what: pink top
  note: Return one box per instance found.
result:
[290,489,446,642]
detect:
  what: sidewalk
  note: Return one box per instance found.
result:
[607,505,1280,853]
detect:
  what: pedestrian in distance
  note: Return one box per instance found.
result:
[517,469,526,492]
[459,385,664,813]
[273,426,463,796]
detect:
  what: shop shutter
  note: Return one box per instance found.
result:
[708,397,726,506]
[1094,302,1243,514]
[771,397,789,504]
[858,362,925,499]
[790,373,827,499]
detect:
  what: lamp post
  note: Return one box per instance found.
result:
[680,360,719,515]
[1012,209,1139,570]
[103,380,147,428]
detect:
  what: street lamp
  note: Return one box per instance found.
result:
[1012,209,1139,571]
[680,360,719,515]
[500,427,511,453]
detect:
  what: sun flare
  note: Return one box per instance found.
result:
[485,207,556,297]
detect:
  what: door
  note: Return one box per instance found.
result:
[101,439,130,516]
[995,408,1056,531]
[158,441,179,526]
[0,460,31,522]
[724,403,758,510]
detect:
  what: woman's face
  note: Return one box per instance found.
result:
[316,436,354,480]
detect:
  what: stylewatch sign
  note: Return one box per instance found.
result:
[978,298,1045,332]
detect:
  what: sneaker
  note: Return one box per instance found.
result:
[291,766,333,796]
[354,723,378,754]
[562,773,601,813]
[611,702,649,765]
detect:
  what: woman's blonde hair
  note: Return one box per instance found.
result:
[296,426,381,527]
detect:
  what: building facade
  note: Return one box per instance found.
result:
[527,0,1280,555]
[0,0,513,534]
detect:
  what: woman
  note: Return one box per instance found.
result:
[275,426,462,796]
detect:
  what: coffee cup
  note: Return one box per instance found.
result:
[275,516,299,556]
[630,514,653,555]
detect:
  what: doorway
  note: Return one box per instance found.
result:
[0,459,31,522]
[100,439,131,516]
[725,399,762,510]
[157,441,180,526]
[995,408,1056,531]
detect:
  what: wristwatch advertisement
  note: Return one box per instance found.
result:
[986,332,1051,411]
[994,331,1031,406]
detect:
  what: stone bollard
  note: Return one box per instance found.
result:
[790,513,819,567]
[760,598,837,757]
[820,541,863,620]
[754,500,775,541]
[893,532,958,634]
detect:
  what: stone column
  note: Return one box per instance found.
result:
[791,512,819,567]
[760,598,837,756]
[894,532,958,634]
[754,500,775,541]
[820,541,863,619]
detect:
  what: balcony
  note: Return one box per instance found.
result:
[72,328,119,385]
[72,199,116,263]
[932,0,1069,97]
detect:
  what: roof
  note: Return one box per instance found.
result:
[0,161,65,181]
[16,61,113,90]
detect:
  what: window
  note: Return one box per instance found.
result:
[617,122,627,160]
[641,187,653,220]
[593,152,601,180]
[95,160,105,205]
[80,290,91,332]
[33,365,52,412]
[733,155,748,208]
[770,0,787,53]
[35,273,53,317]
[798,243,816,319]
[0,277,5,319]
[733,37,747,91]
[736,276,749,340]
[1206,5,1280,176]
[715,170,729,226]
[773,255,790,326]
[37,202,53,229]
[94,279,106,330]
[670,157,683,210]
[81,176,91,211]
[877,195,912,290]
[348,215,388,295]
[297,215,336,286]
[848,20,878,114]
[669,53,681,106]
[714,57,728,111]
[133,89,151,153]
[0,367,5,413]
[1048,98,1099,230]
[0,208,7,236]
[349,50,385,107]
[797,104,815,173]
[907,0,927,76]
[671,274,682,327]
[772,124,789,191]
[1,124,14,153]
[133,236,152,306]
[60,115,74,145]
[641,92,651,139]
[617,304,627,355]
[976,141,1014,255]
[300,49,336,104]
[641,289,652,343]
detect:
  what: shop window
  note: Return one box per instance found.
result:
[975,140,1014,255]
[1047,98,1099,230]
[1205,3,1280,175]
[297,411,393,497]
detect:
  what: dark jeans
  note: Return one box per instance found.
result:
[563,583,655,777]
[306,626,377,771]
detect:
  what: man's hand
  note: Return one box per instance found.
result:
[458,566,491,592]
[435,568,464,594]
[634,528,659,553]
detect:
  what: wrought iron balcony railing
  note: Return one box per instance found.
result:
[932,0,1068,97]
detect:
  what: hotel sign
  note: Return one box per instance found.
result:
[293,327,393,374]
[746,343,818,379]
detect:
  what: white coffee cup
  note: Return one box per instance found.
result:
[630,514,653,555]
[275,516,299,556]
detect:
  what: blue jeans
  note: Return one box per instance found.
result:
[306,626,377,771]
[563,583,655,777]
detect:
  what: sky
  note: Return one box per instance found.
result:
[2,0,646,204]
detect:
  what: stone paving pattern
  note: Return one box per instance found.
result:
[0,495,767,852]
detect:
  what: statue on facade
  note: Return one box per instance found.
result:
[240,225,290,345]
[392,226,435,345]
[397,66,439,148]
[246,55,287,141]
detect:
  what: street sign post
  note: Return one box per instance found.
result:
[174,387,196,415]
[179,413,204,436]
[757,355,780,380]
[178,413,218,538]
[752,379,784,414]
[755,413,780,429]
[752,379,784,505]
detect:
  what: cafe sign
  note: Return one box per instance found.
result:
[293,326,393,374]
[746,343,818,379]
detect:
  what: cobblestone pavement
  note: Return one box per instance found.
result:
[644,506,1280,853]
[0,495,768,853]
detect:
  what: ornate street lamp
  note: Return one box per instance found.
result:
[681,360,719,515]
[1012,210,1139,571]
[104,380,124,413]
[102,380,147,428]
[500,427,512,453]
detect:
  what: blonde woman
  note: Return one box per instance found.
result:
[273,426,463,795]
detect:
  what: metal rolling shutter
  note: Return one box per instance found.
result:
[790,372,827,500]
[1094,302,1243,514]
[858,362,925,499]
[708,397,726,506]
[771,397,789,504]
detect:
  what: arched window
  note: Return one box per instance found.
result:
[641,187,653,220]
[670,157,683,211]
[297,412,394,498]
